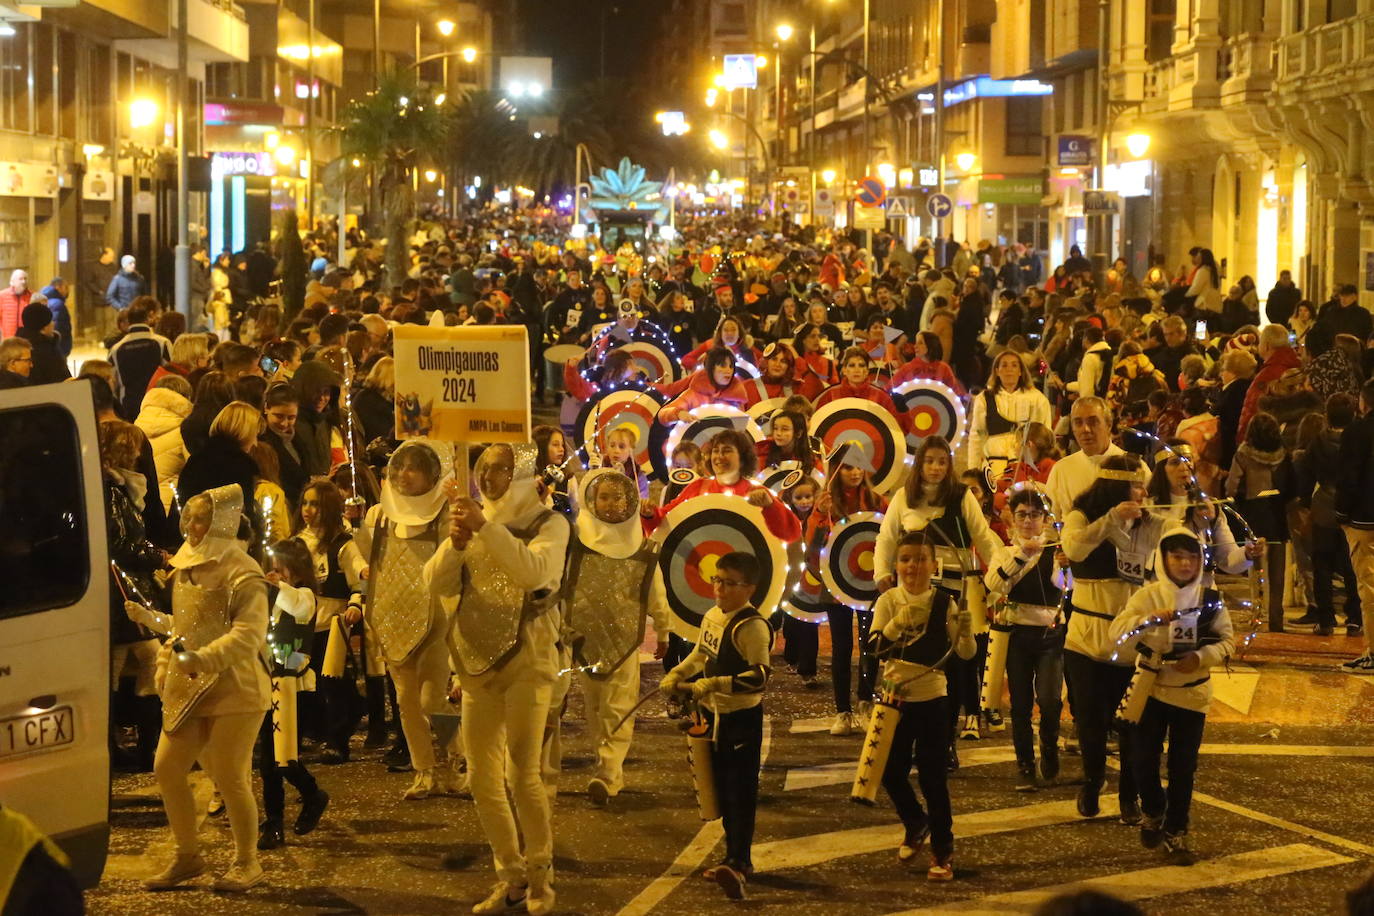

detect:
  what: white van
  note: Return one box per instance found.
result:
[0,377,109,887]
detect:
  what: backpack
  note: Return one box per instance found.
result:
[1123,367,1166,407]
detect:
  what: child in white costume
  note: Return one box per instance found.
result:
[425,443,569,916]
[349,439,461,799]
[565,468,670,806]
[145,484,271,893]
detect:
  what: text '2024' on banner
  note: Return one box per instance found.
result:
[392,324,532,444]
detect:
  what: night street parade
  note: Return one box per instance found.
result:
[2,1,1374,913]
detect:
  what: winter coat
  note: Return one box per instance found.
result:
[105,269,146,310]
[1256,388,1323,452]
[176,432,262,536]
[39,284,71,357]
[15,327,70,386]
[135,386,192,510]
[353,385,396,446]
[1225,443,1291,541]
[1237,345,1302,445]
[1174,412,1222,496]
[287,358,342,478]
[1105,352,1167,418]
[1295,427,1344,528]
[0,287,29,338]
[794,350,839,401]
[1305,347,1361,400]
[1336,412,1374,529]
[105,474,166,645]
[658,369,752,424]
[890,356,965,397]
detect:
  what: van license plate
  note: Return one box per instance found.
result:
[0,706,75,759]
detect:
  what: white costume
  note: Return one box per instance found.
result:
[425,443,569,913]
[565,469,670,801]
[967,386,1053,470]
[350,438,459,798]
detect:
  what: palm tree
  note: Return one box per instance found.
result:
[442,90,529,199]
[333,71,445,292]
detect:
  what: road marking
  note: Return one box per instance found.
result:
[883,843,1352,915]
[1210,664,1259,715]
[615,715,772,916]
[752,797,1120,873]
[789,716,834,734]
[1193,790,1374,857]
[1197,743,1374,757]
[784,746,1018,791]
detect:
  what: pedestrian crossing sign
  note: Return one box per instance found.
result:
[886,198,909,218]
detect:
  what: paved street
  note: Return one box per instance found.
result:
[90,629,1374,915]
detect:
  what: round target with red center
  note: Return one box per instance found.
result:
[747,396,788,437]
[820,511,884,609]
[892,379,966,452]
[663,405,764,473]
[784,557,830,623]
[807,397,907,494]
[574,385,667,473]
[663,467,699,503]
[758,464,805,496]
[658,494,787,636]
[620,341,682,384]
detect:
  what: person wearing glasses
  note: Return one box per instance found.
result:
[0,336,32,388]
[660,551,772,902]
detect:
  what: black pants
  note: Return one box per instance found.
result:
[664,632,694,674]
[882,696,954,858]
[947,632,988,721]
[1313,526,1364,627]
[1063,650,1136,802]
[827,604,875,713]
[1005,625,1064,765]
[258,708,318,821]
[708,704,764,871]
[781,614,819,678]
[1133,697,1206,835]
[306,628,360,753]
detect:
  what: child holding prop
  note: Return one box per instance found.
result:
[1109,527,1233,866]
[864,530,975,881]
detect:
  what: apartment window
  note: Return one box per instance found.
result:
[0,24,31,132]
[88,43,112,145]
[1327,0,1357,23]
[58,31,77,138]
[34,24,54,136]
[1005,97,1042,158]
[1147,0,1173,63]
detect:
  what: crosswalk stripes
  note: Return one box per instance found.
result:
[880,843,1353,915]
[784,746,1018,791]
[752,797,1120,873]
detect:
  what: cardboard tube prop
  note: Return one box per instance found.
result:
[1117,658,1160,724]
[271,676,299,767]
[851,696,902,805]
[322,616,348,678]
[686,715,719,821]
[980,619,1013,711]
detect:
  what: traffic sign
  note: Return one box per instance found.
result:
[856,176,886,208]
[926,193,953,219]
[886,197,910,218]
[853,204,886,230]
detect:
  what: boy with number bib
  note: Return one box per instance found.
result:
[1110,527,1233,866]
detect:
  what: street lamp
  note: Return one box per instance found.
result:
[709,128,729,150]
[273,143,298,167]
[129,98,159,129]
[423,168,438,182]
[462,46,477,63]
[436,19,455,37]
[954,150,977,172]
[821,168,837,185]
[775,23,793,41]
[1125,131,1152,158]
[705,87,719,107]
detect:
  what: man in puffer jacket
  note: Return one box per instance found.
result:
[135,378,192,511]
[286,358,341,478]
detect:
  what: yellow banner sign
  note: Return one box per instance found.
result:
[392,324,532,443]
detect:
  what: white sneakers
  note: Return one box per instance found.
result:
[212,860,265,893]
[472,882,526,914]
[144,853,207,890]
[587,777,611,807]
[829,712,856,736]
[527,864,556,915]
[404,768,435,800]
[1340,654,1374,675]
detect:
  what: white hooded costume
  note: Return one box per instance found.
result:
[424,443,570,891]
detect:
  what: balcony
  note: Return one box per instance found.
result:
[1277,13,1374,99]
[1138,39,1219,115]
[183,0,250,63]
[1217,34,1274,106]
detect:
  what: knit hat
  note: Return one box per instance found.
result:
[20,302,50,331]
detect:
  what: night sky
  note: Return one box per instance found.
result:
[519,0,661,88]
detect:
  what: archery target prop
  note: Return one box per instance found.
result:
[658,493,788,634]
[663,405,764,473]
[808,397,908,494]
[574,385,667,474]
[820,511,884,609]
[892,379,966,452]
[620,340,682,384]
[784,554,831,623]
[663,467,699,503]
[747,396,789,437]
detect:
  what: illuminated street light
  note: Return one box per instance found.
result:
[424,169,438,182]
[776,23,794,41]
[435,93,446,106]
[437,19,455,37]
[273,143,298,166]
[955,150,977,171]
[705,87,719,107]
[755,54,767,68]
[1126,132,1152,158]
[129,98,159,129]
[462,46,478,63]
[821,168,837,184]
[709,129,729,150]
[712,72,727,88]
[264,131,281,151]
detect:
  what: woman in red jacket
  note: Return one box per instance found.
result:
[658,346,752,424]
[680,316,759,372]
[814,347,910,433]
[642,428,801,542]
[743,342,799,405]
[891,331,967,398]
[793,324,839,401]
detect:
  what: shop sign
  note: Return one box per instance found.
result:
[82,169,115,201]
[0,161,60,198]
[211,152,277,178]
[1083,189,1121,213]
[977,177,1043,205]
[1058,135,1094,166]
